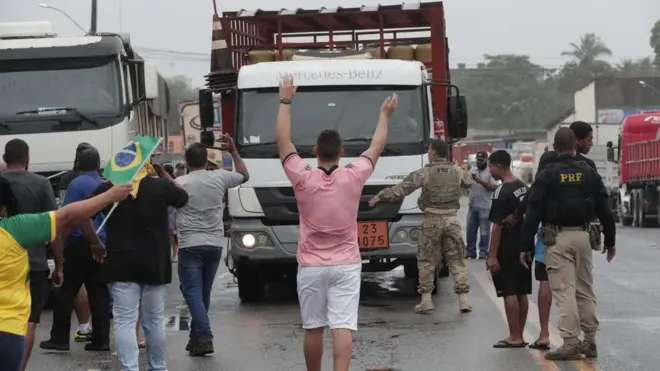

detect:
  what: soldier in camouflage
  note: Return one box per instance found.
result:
[369,139,473,314]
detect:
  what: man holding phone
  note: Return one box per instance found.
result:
[466,151,499,259]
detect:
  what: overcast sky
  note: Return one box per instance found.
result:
[3,0,659,87]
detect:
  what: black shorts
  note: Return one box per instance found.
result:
[492,254,532,298]
[29,270,49,323]
[535,261,548,281]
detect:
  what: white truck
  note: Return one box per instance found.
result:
[207,3,467,302]
[0,21,168,190]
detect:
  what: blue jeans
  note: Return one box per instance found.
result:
[109,282,167,371]
[178,246,223,340]
[0,331,25,371]
[466,206,491,257]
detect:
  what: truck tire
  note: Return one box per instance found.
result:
[438,260,450,278]
[403,260,418,278]
[632,190,641,227]
[237,264,266,303]
[639,190,658,228]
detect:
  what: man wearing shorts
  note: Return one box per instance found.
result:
[275,75,397,371]
[485,150,532,348]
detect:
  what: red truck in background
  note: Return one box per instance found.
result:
[614,114,660,227]
[205,1,463,148]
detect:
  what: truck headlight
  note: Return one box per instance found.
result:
[242,234,256,248]
[409,228,421,241]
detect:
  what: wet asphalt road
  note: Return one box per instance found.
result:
[27,198,660,371]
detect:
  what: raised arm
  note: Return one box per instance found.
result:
[54,184,132,234]
[275,75,297,162]
[361,94,398,167]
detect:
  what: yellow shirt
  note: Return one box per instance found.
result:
[0,212,55,336]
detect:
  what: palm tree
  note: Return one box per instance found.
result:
[562,33,613,67]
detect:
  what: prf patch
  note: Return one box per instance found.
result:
[559,172,583,183]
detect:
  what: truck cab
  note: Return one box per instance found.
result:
[204,2,467,302]
[0,21,166,190]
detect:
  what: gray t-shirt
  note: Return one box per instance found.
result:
[175,169,244,249]
[2,170,58,271]
[467,167,498,210]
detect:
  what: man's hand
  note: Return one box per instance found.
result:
[152,163,164,176]
[106,183,132,202]
[380,93,398,117]
[91,243,106,263]
[279,74,296,100]
[486,256,500,274]
[368,195,380,207]
[520,251,532,269]
[603,246,616,262]
[52,268,63,288]
[502,214,518,228]
[217,133,236,153]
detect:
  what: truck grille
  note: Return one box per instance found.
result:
[254,185,403,225]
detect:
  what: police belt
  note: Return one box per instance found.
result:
[424,207,458,217]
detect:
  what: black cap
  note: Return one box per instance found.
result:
[476,151,488,159]
[77,147,101,171]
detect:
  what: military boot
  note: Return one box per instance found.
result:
[459,294,472,313]
[580,339,598,358]
[544,343,583,361]
[414,293,434,314]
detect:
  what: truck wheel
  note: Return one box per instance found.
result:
[632,191,641,227]
[237,265,266,303]
[438,261,450,278]
[403,260,419,278]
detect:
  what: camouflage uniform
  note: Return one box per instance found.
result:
[377,159,472,313]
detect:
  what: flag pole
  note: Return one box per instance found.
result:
[96,137,164,234]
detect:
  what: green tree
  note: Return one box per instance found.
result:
[165,75,199,102]
[558,33,614,93]
[616,57,657,77]
[651,19,660,67]
[452,54,570,129]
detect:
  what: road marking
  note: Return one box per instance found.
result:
[473,269,599,371]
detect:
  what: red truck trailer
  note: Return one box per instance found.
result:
[614,114,660,227]
[205,1,464,147]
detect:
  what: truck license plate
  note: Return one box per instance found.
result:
[358,221,388,249]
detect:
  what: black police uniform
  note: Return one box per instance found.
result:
[520,154,615,356]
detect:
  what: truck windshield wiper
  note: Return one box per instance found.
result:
[240,141,314,157]
[15,107,99,127]
[342,138,400,155]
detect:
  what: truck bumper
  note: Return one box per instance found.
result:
[228,214,423,264]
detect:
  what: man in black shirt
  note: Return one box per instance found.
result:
[486,150,531,349]
[503,121,599,350]
[82,160,188,371]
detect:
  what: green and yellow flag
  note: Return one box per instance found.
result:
[103,135,161,198]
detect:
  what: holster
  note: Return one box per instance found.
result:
[587,223,603,251]
[540,224,558,246]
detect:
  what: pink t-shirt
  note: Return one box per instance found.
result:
[282,153,374,267]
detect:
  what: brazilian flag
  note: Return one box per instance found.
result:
[103,135,161,198]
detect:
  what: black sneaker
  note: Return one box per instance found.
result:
[188,339,214,357]
[39,340,70,351]
[478,255,487,260]
[84,343,110,352]
[465,254,477,259]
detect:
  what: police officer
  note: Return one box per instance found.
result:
[520,127,616,360]
[369,139,473,314]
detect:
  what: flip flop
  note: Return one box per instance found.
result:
[493,339,526,348]
[528,340,550,350]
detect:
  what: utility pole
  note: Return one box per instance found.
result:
[90,0,97,33]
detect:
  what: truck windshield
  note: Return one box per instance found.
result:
[238,85,426,146]
[0,56,121,118]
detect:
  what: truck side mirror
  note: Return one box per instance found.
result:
[446,95,468,139]
[198,89,215,129]
[143,62,159,100]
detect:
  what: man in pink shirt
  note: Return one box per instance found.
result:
[276,75,397,371]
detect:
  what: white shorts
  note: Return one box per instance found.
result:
[297,263,361,331]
